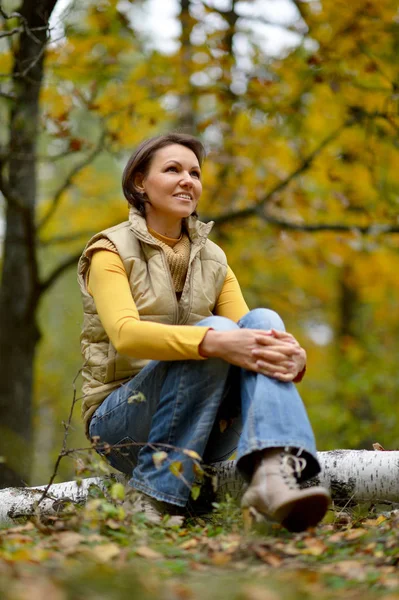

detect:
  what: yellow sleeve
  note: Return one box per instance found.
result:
[215,266,249,322]
[88,250,210,361]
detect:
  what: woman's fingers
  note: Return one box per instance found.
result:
[270,329,299,346]
[251,348,294,363]
[255,332,299,348]
[253,339,301,359]
[272,372,296,382]
[255,360,295,375]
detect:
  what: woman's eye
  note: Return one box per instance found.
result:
[192,171,201,179]
[166,166,178,172]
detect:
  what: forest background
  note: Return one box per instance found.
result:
[0,0,398,489]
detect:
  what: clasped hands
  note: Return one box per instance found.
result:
[200,328,307,382]
[249,329,306,382]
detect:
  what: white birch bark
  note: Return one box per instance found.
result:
[0,450,398,526]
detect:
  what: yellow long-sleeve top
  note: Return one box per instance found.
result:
[87,231,250,362]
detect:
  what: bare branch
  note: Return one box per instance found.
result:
[39,231,98,246]
[210,119,354,227]
[38,132,107,231]
[39,223,121,246]
[0,89,15,100]
[37,368,82,506]
[259,209,399,235]
[0,27,22,38]
[39,251,82,294]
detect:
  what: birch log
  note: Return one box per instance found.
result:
[1,450,398,526]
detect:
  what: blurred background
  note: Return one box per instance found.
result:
[0,0,398,487]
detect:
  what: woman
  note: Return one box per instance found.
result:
[78,133,330,532]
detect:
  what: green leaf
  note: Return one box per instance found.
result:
[169,461,183,477]
[127,392,146,404]
[183,449,202,461]
[110,482,125,501]
[191,484,201,501]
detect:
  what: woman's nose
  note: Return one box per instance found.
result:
[180,172,193,186]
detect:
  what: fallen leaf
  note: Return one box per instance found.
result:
[54,531,85,552]
[321,560,368,582]
[328,532,344,543]
[87,543,121,562]
[302,537,327,556]
[4,523,34,534]
[344,528,367,541]
[180,539,198,550]
[211,551,232,566]
[254,547,283,567]
[372,442,386,451]
[105,519,122,530]
[135,546,163,560]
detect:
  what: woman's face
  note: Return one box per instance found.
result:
[136,144,202,221]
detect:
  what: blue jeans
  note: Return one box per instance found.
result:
[89,309,320,507]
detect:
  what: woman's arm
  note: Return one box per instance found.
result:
[88,250,210,360]
[214,266,249,322]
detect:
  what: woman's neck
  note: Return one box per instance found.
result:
[145,214,183,239]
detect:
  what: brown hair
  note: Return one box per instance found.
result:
[122,133,206,215]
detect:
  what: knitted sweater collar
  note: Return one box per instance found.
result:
[128,207,214,247]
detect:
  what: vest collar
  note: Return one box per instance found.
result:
[128,207,214,247]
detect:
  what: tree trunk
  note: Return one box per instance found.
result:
[0,451,398,526]
[177,0,196,131]
[0,0,57,488]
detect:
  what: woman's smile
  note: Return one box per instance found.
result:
[135,144,202,236]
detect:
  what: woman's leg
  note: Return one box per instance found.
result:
[229,308,329,532]
[89,316,240,507]
[235,307,320,482]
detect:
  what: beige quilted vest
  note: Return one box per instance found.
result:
[78,208,228,434]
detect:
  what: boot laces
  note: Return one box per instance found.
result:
[280,453,307,489]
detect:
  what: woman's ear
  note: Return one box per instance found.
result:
[134,172,145,192]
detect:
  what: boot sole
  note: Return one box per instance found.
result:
[276,493,330,533]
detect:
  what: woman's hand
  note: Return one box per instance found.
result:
[199,328,306,382]
[253,328,307,382]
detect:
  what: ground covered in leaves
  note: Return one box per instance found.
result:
[1,484,398,600]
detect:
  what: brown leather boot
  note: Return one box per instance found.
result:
[241,448,330,533]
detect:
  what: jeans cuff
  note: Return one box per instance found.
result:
[128,478,188,507]
[236,441,320,483]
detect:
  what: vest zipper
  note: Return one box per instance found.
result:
[179,244,203,325]
[160,250,179,324]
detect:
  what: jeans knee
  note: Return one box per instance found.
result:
[196,315,239,332]
[239,308,285,331]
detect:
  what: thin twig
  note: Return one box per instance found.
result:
[37,369,82,505]
[39,251,82,294]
